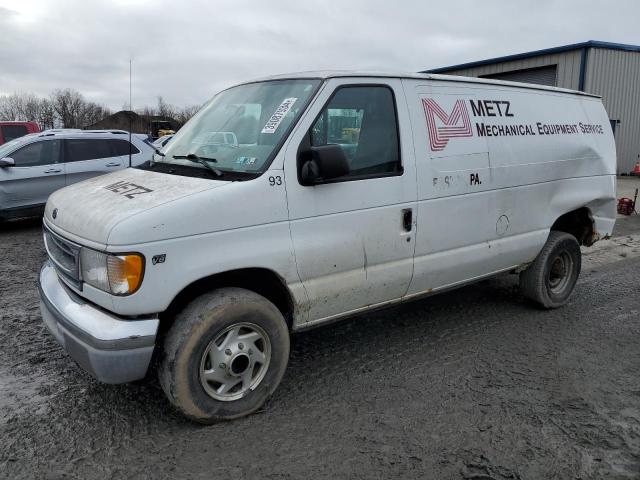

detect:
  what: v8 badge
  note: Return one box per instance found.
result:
[152,254,166,265]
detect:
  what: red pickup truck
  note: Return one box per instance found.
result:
[0,121,40,145]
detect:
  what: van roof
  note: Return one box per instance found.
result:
[246,71,601,99]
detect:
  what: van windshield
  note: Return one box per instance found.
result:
[155,79,321,176]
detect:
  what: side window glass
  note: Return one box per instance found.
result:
[11,140,61,167]
[2,125,28,142]
[65,139,112,162]
[110,139,140,156]
[309,86,400,178]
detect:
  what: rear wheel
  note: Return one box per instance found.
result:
[158,288,290,423]
[519,231,581,308]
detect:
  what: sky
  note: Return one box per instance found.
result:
[1,0,639,111]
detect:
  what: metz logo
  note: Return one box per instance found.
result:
[104,180,153,199]
[422,98,473,151]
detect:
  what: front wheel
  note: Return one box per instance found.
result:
[519,231,581,309]
[158,288,290,423]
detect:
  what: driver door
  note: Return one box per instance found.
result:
[284,79,418,325]
[0,139,65,212]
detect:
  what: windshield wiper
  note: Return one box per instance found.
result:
[174,153,224,178]
[147,145,166,165]
[173,153,218,162]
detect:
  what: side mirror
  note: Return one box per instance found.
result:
[300,145,349,185]
[0,157,15,168]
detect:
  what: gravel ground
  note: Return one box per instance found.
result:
[0,215,639,480]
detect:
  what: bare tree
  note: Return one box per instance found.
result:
[81,102,112,127]
[22,94,42,121]
[37,98,56,130]
[136,105,157,117]
[157,96,178,119]
[133,97,200,126]
[175,104,201,125]
[0,93,25,121]
[51,89,86,128]
[0,93,53,126]
[0,88,195,131]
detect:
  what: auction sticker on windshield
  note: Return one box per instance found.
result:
[261,98,298,134]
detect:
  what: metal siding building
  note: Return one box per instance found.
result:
[425,41,640,174]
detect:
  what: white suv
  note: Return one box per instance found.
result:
[0,129,153,221]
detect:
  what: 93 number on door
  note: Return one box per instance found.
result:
[269,175,282,187]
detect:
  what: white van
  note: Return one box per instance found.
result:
[38,72,616,422]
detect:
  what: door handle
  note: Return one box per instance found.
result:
[402,208,413,232]
[105,162,121,167]
[44,168,62,174]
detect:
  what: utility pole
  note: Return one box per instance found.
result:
[129,58,132,167]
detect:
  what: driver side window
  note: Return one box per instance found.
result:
[310,85,401,179]
[11,140,61,167]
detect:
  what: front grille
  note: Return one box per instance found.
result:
[43,226,81,287]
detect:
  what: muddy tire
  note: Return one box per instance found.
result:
[158,288,290,424]
[520,231,581,309]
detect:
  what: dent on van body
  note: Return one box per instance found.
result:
[402,79,616,298]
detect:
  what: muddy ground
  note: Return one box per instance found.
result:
[1,215,639,480]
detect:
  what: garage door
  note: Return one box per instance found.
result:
[481,65,558,86]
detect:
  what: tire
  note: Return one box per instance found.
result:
[158,287,290,423]
[519,231,581,309]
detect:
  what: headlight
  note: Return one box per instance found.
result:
[80,248,144,295]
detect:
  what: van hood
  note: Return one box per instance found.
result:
[45,168,229,245]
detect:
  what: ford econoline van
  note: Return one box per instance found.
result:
[37,72,616,422]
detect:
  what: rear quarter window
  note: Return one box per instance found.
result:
[110,139,141,156]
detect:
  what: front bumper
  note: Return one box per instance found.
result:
[37,261,159,384]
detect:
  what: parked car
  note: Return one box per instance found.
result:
[0,129,153,221]
[152,134,173,149]
[133,133,152,143]
[38,71,616,423]
[0,121,40,145]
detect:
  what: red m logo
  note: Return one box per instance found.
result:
[422,98,473,151]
